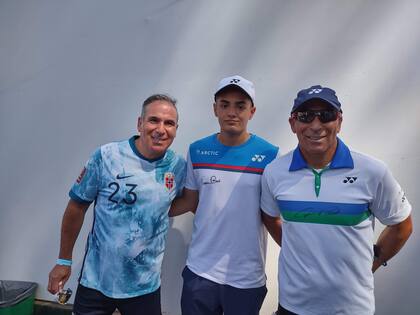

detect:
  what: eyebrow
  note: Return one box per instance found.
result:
[218,100,247,105]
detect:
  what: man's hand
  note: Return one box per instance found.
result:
[48,265,71,294]
[47,199,89,294]
[372,215,413,273]
[169,188,199,217]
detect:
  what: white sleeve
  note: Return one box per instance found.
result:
[185,148,198,191]
[260,168,281,217]
[371,167,412,225]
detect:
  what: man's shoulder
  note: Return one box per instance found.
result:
[96,138,130,160]
[266,150,293,168]
[189,134,216,148]
[349,149,388,174]
[163,149,186,166]
[250,134,279,153]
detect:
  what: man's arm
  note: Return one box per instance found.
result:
[261,211,282,246]
[372,214,413,273]
[48,199,90,294]
[169,188,199,217]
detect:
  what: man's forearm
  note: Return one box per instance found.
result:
[261,211,282,246]
[58,199,89,259]
[373,215,413,272]
[169,188,199,217]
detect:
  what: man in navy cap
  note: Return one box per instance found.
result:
[261,85,413,315]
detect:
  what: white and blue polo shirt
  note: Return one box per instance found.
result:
[185,133,279,288]
[69,136,186,298]
[261,138,411,315]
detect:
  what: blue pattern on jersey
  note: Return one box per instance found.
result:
[189,134,278,174]
[69,136,186,298]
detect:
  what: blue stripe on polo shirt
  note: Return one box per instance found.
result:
[278,200,371,226]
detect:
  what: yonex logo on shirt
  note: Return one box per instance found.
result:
[343,176,357,183]
[308,88,323,94]
[252,155,266,162]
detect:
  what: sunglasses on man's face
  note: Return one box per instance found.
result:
[293,110,339,123]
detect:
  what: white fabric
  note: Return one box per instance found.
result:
[185,134,278,288]
[261,149,411,315]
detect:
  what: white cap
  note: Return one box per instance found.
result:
[214,75,255,104]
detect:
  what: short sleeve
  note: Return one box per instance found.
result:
[69,148,102,204]
[370,167,412,225]
[260,168,281,217]
[185,148,198,191]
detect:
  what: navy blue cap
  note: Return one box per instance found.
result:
[292,85,342,113]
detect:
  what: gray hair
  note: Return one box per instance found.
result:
[141,94,178,121]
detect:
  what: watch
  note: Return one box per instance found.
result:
[373,245,387,266]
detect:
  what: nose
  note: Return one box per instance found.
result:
[309,116,323,131]
[226,106,237,117]
[155,122,166,134]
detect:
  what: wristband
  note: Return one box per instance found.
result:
[57,258,72,266]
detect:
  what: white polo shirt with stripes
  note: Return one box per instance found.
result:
[261,138,411,315]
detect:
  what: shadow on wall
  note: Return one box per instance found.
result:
[160,215,193,315]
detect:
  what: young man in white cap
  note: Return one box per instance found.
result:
[261,85,413,315]
[170,75,281,315]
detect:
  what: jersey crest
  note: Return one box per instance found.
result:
[164,172,175,191]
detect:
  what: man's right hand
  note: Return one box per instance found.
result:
[48,265,71,294]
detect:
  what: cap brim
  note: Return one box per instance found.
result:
[292,97,341,112]
[215,84,254,103]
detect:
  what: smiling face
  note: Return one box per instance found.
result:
[289,99,342,168]
[136,100,178,160]
[213,87,255,145]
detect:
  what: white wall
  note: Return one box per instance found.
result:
[0,1,419,314]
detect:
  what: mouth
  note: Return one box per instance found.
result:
[306,135,325,141]
[151,134,166,145]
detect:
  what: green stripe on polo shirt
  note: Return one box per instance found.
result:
[282,210,371,226]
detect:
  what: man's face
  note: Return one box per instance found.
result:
[289,99,342,160]
[137,100,178,159]
[213,88,255,136]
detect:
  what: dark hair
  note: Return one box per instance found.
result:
[141,94,178,120]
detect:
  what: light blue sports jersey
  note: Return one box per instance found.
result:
[69,136,186,298]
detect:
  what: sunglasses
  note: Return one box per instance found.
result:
[293,110,339,123]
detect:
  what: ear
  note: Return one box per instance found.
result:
[289,116,297,134]
[249,106,256,120]
[336,114,343,134]
[137,116,142,133]
[213,103,218,117]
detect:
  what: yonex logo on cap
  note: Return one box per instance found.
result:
[230,79,240,83]
[308,88,323,94]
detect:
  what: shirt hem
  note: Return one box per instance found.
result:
[186,264,266,289]
[79,279,160,299]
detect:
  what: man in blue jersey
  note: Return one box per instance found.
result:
[48,94,186,315]
[170,75,281,315]
[261,85,413,315]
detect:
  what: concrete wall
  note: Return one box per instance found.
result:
[0,1,419,314]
